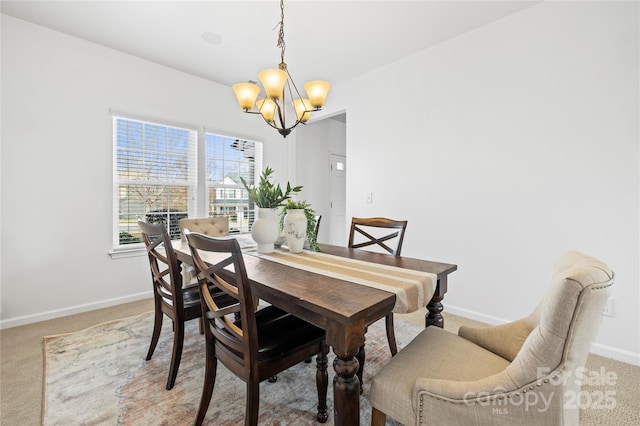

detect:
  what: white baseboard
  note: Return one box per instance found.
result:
[445,304,510,326]
[444,304,640,367]
[0,291,152,330]
[590,342,640,367]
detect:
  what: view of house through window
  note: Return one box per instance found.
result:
[113,116,262,248]
[205,134,262,234]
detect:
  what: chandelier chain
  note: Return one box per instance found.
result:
[277,0,286,65]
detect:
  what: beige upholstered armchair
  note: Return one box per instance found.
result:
[370,250,614,426]
[177,217,229,286]
[178,216,229,241]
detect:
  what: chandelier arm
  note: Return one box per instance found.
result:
[273,97,304,133]
[274,98,286,130]
[248,100,299,132]
[286,70,303,101]
[258,112,302,138]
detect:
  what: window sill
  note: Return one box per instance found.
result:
[109,245,145,259]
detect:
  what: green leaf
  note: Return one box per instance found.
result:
[241,167,303,208]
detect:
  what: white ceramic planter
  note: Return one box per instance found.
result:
[251,207,279,253]
[284,209,307,253]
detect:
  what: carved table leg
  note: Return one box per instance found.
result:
[333,348,360,426]
[316,344,329,423]
[426,277,447,328]
[355,345,365,394]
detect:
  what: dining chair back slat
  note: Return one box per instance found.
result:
[348,217,408,256]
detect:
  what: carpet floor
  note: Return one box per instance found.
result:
[43,311,415,425]
[41,309,640,425]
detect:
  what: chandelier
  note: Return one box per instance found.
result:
[231,0,331,138]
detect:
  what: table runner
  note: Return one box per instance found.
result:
[249,248,437,314]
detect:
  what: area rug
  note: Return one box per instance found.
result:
[43,311,420,425]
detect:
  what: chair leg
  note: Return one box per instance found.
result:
[146,303,163,361]
[385,314,398,356]
[371,407,387,426]
[198,317,204,335]
[194,337,217,426]
[166,321,185,390]
[316,343,329,423]
[245,375,260,426]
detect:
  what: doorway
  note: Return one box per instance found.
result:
[329,153,347,246]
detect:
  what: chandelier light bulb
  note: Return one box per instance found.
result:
[293,98,313,123]
[258,69,288,100]
[304,80,331,108]
[255,98,277,123]
[232,83,260,110]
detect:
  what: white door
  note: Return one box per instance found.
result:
[330,154,347,246]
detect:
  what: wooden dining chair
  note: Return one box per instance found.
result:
[186,232,329,426]
[348,216,407,257]
[138,220,206,390]
[348,217,408,390]
[314,215,322,239]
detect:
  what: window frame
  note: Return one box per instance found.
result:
[110,112,263,258]
[111,113,198,252]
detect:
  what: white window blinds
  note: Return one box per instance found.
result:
[113,116,197,246]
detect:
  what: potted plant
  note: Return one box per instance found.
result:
[240,166,302,209]
[279,199,320,252]
[240,167,302,253]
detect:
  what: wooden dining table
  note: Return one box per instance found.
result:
[172,240,457,426]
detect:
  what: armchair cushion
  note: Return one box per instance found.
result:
[370,326,510,426]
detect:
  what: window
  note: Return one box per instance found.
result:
[205,134,262,234]
[113,116,197,246]
[112,116,263,250]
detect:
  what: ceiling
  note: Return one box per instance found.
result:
[1,1,541,89]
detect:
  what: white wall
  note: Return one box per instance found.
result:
[294,118,347,244]
[334,1,639,364]
[0,15,292,327]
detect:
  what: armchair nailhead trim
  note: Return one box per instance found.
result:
[416,373,561,415]
[591,281,613,290]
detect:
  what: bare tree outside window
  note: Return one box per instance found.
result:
[115,118,195,244]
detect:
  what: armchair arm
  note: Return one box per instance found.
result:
[458,317,535,362]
